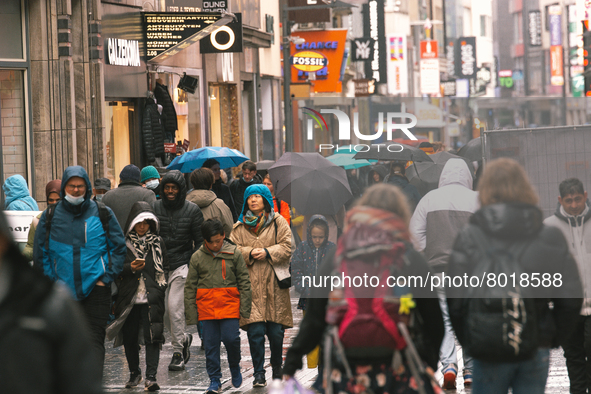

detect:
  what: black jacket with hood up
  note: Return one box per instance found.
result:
[212,178,238,222]
[152,170,204,272]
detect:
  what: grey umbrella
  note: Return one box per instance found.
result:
[268,152,352,215]
[353,143,433,162]
[406,162,443,196]
[255,160,276,170]
[430,151,475,174]
[457,137,482,161]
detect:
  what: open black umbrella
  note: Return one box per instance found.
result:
[406,162,443,196]
[430,151,475,174]
[457,137,482,161]
[268,152,352,215]
[353,144,433,162]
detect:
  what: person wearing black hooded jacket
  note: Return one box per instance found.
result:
[384,162,421,211]
[0,209,103,394]
[152,170,204,371]
[203,158,238,222]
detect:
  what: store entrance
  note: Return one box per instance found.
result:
[105,101,135,184]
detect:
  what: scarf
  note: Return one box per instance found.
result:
[243,210,273,235]
[128,230,166,287]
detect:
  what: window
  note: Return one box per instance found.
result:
[480,15,487,37]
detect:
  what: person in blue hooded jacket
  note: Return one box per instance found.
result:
[3,174,39,211]
[33,165,127,377]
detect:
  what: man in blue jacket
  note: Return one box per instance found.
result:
[33,166,127,376]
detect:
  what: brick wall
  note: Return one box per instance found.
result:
[0,70,27,181]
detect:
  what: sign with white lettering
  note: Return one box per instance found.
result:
[202,0,227,12]
[352,37,373,61]
[363,0,387,84]
[105,38,141,67]
[455,37,477,79]
[528,11,542,46]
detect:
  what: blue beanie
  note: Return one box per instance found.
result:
[119,164,141,183]
[140,166,160,183]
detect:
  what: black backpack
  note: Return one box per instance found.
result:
[44,201,113,272]
[463,228,539,362]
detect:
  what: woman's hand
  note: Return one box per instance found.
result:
[131,259,146,272]
[251,248,267,260]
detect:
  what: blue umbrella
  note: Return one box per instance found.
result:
[327,153,375,170]
[167,146,249,173]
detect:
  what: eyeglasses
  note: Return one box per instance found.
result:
[66,184,86,191]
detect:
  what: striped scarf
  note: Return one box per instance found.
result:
[128,230,166,287]
[243,211,272,235]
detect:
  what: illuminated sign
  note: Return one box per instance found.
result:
[105,38,141,67]
[295,41,338,50]
[291,51,328,72]
[200,13,243,53]
[363,0,387,83]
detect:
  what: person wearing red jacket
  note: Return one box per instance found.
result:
[262,174,290,225]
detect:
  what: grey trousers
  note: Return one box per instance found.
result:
[164,265,189,353]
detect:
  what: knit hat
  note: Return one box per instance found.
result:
[119,164,141,183]
[140,165,160,183]
[94,177,111,191]
[45,179,62,199]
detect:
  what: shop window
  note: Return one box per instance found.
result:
[0,0,24,60]
[209,83,240,149]
[0,70,27,181]
[104,101,134,185]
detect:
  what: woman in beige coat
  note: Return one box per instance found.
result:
[229,184,293,388]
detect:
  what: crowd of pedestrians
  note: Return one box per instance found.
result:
[1,148,590,394]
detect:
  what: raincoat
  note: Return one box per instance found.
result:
[3,174,38,211]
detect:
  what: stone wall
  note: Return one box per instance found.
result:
[0,70,27,181]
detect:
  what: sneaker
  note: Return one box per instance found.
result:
[253,373,267,387]
[144,376,160,392]
[230,365,243,388]
[183,333,193,364]
[168,352,185,371]
[442,365,457,390]
[206,378,221,394]
[125,372,142,388]
[463,371,472,386]
[272,366,283,380]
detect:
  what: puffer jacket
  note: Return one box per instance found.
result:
[292,215,336,310]
[230,184,293,328]
[409,158,479,272]
[186,189,234,237]
[184,240,251,324]
[153,170,204,272]
[447,202,583,351]
[33,166,127,301]
[544,202,591,315]
[154,82,178,138]
[141,99,158,162]
[3,174,39,211]
[108,202,168,345]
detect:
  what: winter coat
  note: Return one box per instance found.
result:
[212,178,238,222]
[409,158,479,273]
[23,212,42,261]
[154,82,178,137]
[108,202,168,345]
[230,184,293,329]
[102,181,157,228]
[186,189,234,237]
[0,243,103,394]
[185,240,251,324]
[141,98,161,162]
[273,196,291,225]
[367,165,388,187]
[33,166,126,301]
[447,202,583,352]
[230,176,262,216]
[153,170,204,272]
[385,174,422,211]
[544,202,591,315]
[283,207,444,375]
[292,215,336,310]
[3,174,38,211]
[302,206,345,245]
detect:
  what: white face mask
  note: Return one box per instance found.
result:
[146,179,159,190]
[65,192,85,206]
[95,194,104,202]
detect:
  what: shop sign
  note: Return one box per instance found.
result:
[163,0,200,12]
[446,40,455,78]
[200,13,243,53]
[202,0,227,12]
[498,69,514,88]
[387,35,408,94]
[455,37,476,79]
[550,45,564,86]
[5,211,41,243]
[164,143,176,153]
[182,139,190,151]
[420,40,438,59]
[528,11,542,47]
[363,0,387,83]
[441,80,456,96]
[353,79,376,96]
[420,59,440,94]
[352,37,373,62]
[143,12,223,60]
[289,29,347,93]
[577,0,591,22]
[288,0,330,23]
[105,38,141,67]
[549,5,562,46]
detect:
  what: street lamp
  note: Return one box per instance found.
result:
[281,0,356,152]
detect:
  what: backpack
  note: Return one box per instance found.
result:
[463,228,539,362]
[324,226,435,394]
[44,201,113,273]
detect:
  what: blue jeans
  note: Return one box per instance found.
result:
[436,280,473,373]
[472,348,550,394]
[202,319,241,381]
[247,322,285,375]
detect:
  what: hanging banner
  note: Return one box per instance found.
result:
[549,5,563,46]
[290,29,348,93]
[445,40,455,78]
[363,0,387,83]
[352,37,373,62]
[386,35,408,94]
[455,37,477,79]
[528,11,542,46]
[550,45,565,86]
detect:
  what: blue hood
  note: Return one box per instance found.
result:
[239,184,274,222]
[3,174,38,210]
[60,166,93,211]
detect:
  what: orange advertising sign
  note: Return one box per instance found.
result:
[290,29,348,93]
[420,40,438,59]
[550,45,564,86]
